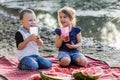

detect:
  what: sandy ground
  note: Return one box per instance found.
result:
[82,48,120,67]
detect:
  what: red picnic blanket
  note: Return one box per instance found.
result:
[0,55,120,80]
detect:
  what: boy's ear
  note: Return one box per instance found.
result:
[20,20,23,24]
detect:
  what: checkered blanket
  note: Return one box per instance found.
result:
[0,56,119,80]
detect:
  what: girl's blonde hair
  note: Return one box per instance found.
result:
[57,6,76,27]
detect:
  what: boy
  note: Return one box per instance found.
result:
[15,9,52,70]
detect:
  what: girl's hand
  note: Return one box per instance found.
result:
[61,35,65,41]
[66,42,75,49]
[61,35,69,42]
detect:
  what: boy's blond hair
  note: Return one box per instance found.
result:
[19,9,35,20]
[57,6,76,27]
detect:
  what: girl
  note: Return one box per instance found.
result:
[55,6,87,67]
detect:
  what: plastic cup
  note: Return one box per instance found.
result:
[61,27,69,42]
[30,27,38,35]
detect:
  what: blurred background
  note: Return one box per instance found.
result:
[0,0,120,57]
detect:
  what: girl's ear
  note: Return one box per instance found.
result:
[70,17,73,21]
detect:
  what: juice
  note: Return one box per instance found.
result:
[64,36,69,42]
[61,27,69,42]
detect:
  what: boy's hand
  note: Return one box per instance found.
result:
[28,34,38,42]
[36,35,40,40]
[36,35,43,47]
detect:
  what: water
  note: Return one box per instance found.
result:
[0,0,120,49]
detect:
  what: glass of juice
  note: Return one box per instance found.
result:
[61,27,69,42]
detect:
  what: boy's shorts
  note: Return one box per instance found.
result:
[58,51,83,63]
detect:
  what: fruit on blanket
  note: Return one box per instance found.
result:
[40,70,73,80]
[53,67,74,74]
[29,74,41,80]
[0,75,7,80]
[73,67,103,80]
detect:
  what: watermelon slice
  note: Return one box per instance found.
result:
[73,67,103,80]
[40,71,74,80]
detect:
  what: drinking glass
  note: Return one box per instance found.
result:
[61,27,69,42]
[30,27,38,35]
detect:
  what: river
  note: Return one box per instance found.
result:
[0,0,120,49]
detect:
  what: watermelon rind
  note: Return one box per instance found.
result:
[73,72,87,80]
[40,71,74,80]
[0,75,7,80]
[73,68,103,80]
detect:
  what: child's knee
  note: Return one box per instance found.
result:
[79,61,87,67]
[60,57,71,67]
[44,60,52,68]
[18,63,39,70]
[76,58,88,67]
